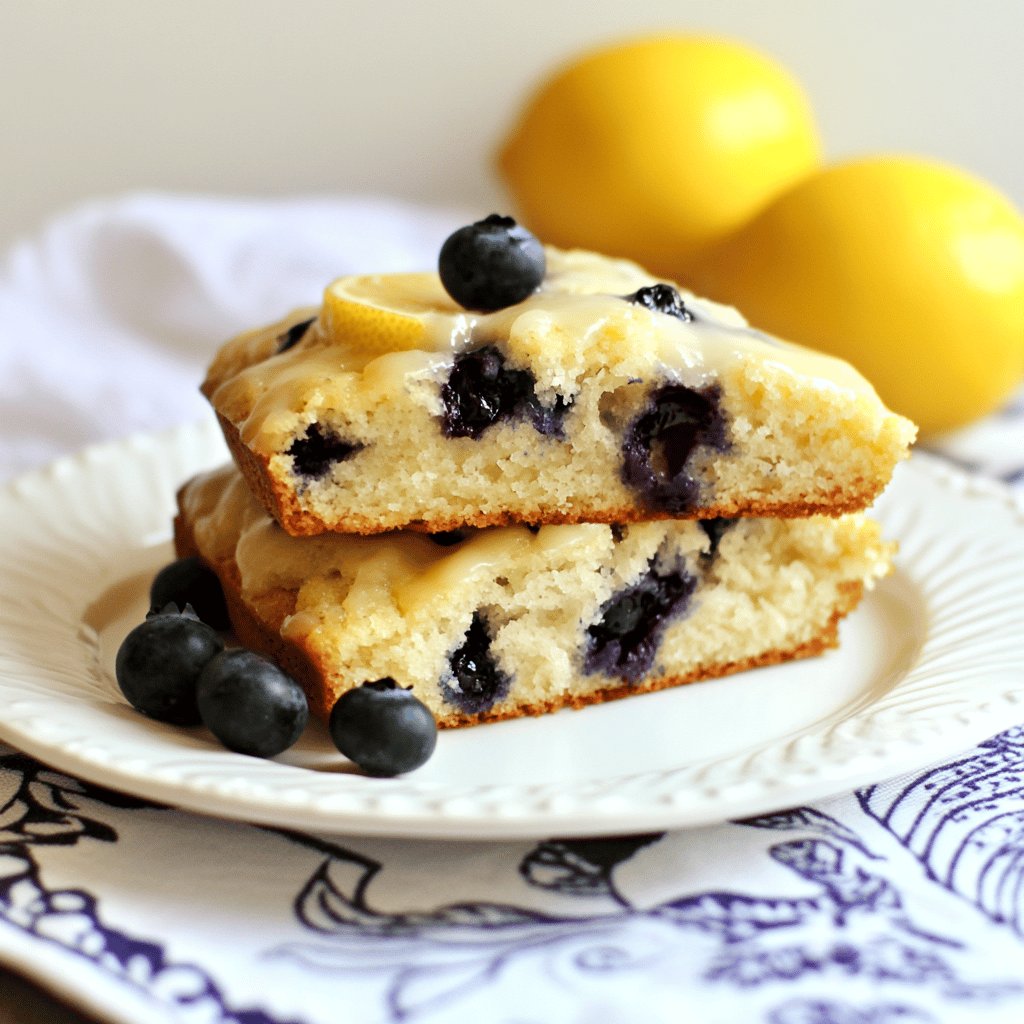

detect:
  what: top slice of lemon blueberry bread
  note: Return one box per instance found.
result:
[201,217,916,536]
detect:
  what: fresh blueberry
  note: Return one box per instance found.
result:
[440,345,569,439]
[442,612,510,714]
[196,649,309,758]
[146,601,201,621]
[150,557,229,630]
[115,615,224,725]
[329,678,437,777]
[276,316,316,354]
[438,214,546,312]
[621,384,727,512]
[624,284,693,322]
[287,422,363,479]
[585,564,697,681]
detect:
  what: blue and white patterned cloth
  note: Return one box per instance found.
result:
[2,196,1023,1024]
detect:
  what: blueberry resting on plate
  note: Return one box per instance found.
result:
[149,556,230,631]
[329,678,437,777]
[146,601,200,621]
[438,214,546,312]
[115,614,224,725]
[196,649,309,759]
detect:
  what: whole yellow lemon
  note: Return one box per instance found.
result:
[497,35,822,277]
[688,157,1024,435]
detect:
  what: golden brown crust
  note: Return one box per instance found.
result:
[175,486,868,729]
[213,412,889,538]
[433,582,863,728]
[175,500,332,720]
[214,412,302,532]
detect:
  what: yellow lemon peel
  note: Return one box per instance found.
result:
[688,157,1024,435]
[497,34,822,277]
[322,273,464,352]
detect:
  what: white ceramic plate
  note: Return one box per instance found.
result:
[1,420,1023,839]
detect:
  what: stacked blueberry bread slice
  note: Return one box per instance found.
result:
[183,217,911,729]
[202,247,915,536]
[175,464,893,726]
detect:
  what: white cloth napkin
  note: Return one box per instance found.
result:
[0,193,470,479]
[2,194,1024,1024]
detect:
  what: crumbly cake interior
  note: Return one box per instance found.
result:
[177,466,894,726]
[202,249,916,535]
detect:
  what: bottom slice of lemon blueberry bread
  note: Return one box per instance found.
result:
[175,464,893,727]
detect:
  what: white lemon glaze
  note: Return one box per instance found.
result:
[211,248,878,456]
[185,466,616,634]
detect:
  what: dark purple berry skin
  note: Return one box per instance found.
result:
[585,564,697,682]
[276,316,316,354]
[440,346,569,439]
[115,615,224,725]
[442,612,510,714]
[699,517,738,561]
[624,284,693,322]
[287,422,363,479]
[196,649,308,758]
[428,530,468,547]
[150,557,229,630]
[329,679,437,777]
[438,215,546,312]
[441,347,506,437]
[146,601,201,621]
[528,392,571,437]
[621,384,727,513]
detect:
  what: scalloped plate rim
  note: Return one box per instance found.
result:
[0,421,1022,839]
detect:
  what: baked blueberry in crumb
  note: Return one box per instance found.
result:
[276,316,316,354]
[287,423,363,479]
[624,284,693,322]
[440,345,569,439]
[699,517,738,561]
[621,384,727,512]
[441,347,505,437]
[527,392,571,437]
[428,530,468,547]
[442,611,510,714]
[585,563,697,682]
[438,214,545,312]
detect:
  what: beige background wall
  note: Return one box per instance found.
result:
[2,0,1021,249]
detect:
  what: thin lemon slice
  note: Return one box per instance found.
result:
[322,273,465,352]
